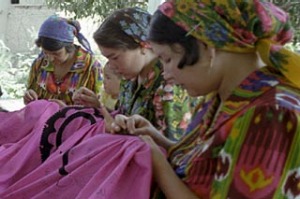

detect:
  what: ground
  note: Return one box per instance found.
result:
[0,99,25,111]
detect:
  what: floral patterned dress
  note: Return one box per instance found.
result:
[117,61,199,140]
[26,46,103,105]
[158,66,300,198]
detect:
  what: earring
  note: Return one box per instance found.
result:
[210,56,213,68]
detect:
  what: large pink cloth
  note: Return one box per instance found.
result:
[0,100,152,199]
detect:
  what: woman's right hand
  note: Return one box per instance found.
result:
[23,89,38,104]
[72,87,101,108]
[111,114,156,135]
[111,114,175,150]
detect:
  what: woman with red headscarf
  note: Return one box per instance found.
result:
[111,0,300,198]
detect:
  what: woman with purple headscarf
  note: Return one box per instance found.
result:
[23,15,102,105]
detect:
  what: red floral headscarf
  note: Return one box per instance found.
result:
[159,0,300,87]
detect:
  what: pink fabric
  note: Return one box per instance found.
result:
[0,100,152,199]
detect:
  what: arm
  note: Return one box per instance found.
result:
[84,55,103,96]
[141,136,199,199]
[23,57,41,104]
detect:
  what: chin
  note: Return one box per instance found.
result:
[186,89,202,97]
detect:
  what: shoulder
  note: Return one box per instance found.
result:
[30,53,49,71]
[73,46,102,70]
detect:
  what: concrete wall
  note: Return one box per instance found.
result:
[0,0,163,54]
[0,1,10,41]
[0,0,55,53]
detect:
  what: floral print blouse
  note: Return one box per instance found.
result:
[117,61,198,141]
[158,66,300,198]
[26,46,102,105]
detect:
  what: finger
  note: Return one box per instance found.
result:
[24,91,33,101]
[24,94,32,102]
[79,94,99,107]
[111,122,121,133]
[126,117,137,135]
[28,90,38,100]
[114,114,128,130]
[78,87,95,96]
[101,106,113,121]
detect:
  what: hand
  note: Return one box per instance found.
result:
[48,99,67,108]
[111,114,176,150]
[72,87,100,108]
[111,114,156,135]
[23,89,38,104]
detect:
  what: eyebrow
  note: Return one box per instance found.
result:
[104,53,116,59]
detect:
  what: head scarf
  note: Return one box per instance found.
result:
[112,7,151,46]
[158,0,300,87]
[38,15,93,53]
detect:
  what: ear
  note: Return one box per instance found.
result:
[140,41,150,55]
[140,46,146,55]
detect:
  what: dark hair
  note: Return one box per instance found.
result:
[35,37,76,53]
[148,10,199,69]
[93,13,140,50]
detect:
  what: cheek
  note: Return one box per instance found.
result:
[110,57,128,69]
[163,63,176,76]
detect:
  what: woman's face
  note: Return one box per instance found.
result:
[98,45,144,80]
[42,47,69,65]
[150,41,220,97]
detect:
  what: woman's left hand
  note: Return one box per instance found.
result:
[73,87,101,108]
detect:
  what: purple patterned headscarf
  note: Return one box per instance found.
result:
[38,15,93,53]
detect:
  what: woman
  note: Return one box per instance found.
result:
[74,7,198,140]
[111,0,300,198]
[23,15,102,105]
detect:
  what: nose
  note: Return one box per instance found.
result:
[45,54,54,62]
[162,71,174,84]
[109,62,117,70]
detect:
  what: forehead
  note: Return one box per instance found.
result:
[42,47,65,54]
[150,42,184,57]
[98,45,121,57]
[149,42,169,54]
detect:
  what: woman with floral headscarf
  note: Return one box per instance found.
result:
[111,0,300,198]
[74,7,199,140]
[23,15,102,105]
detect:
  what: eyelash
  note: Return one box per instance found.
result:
[160,58,170,64]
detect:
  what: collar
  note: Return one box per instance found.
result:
[41,46,90,72]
